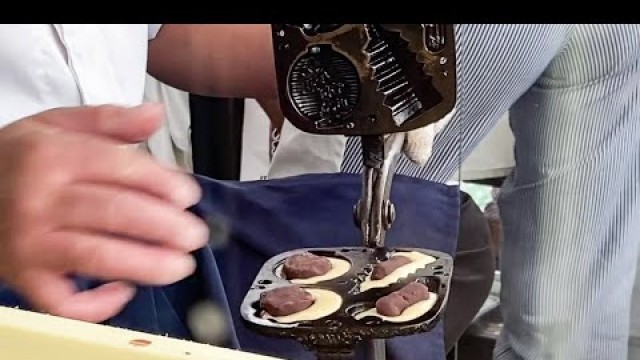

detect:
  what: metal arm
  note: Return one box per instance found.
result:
[267,24,457,360]
[354,133,406,248]
[351,133,406,360]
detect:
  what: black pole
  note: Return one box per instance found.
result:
[189,94,245,180]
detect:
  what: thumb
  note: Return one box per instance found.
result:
[402,108,455,166]
[403,124,436,166]
[31,103,165,144]
[16,271,136,323]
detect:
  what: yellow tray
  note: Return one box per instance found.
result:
[0,306,281,360]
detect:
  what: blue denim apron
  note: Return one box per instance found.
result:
[0,173,459,360]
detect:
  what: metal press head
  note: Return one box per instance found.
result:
[270,24,457,137]
[271,24,458,249]
[354,132,406,248]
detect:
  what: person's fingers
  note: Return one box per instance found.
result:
[36,231,196,285]
[52,131,201,208]
[16,271,136,323]
[56,184,209,252]
[32,104,165,144]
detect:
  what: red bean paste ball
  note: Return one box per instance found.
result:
[260,285,315,317]
[282,252,332,280]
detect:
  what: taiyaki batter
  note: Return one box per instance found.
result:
[359,251,436,292]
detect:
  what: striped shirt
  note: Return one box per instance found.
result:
[337,24,640,360]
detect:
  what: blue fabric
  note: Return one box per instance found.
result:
[0,173,459,360]
[0,239,239,349]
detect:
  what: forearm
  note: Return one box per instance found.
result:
[147,24,277,99]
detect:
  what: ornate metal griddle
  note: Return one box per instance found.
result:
[241,24,457,360]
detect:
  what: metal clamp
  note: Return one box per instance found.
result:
[354,132,406,248]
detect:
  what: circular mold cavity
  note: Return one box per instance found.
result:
[288,45,360,131]
[261,288,343,324]
[274,252,352,285]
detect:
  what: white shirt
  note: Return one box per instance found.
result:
[238,99,346,180]
[451,113,514,181]
[0,24,162,127]
[142,74,194,171]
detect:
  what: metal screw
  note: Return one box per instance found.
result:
[384,201,396,229]
[353,203,361,228]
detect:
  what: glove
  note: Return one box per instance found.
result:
[401,108,455,166]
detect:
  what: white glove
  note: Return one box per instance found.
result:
[401,108,455,166]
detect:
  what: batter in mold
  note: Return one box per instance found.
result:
[260,285,343,324]
[359,251,436,292]
[276,252,351,285]
[354,282,438,323]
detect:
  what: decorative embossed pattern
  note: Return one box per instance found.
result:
[271,24,456,136]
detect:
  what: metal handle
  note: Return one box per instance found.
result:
[353,134,405,360]
[354,133,405,248]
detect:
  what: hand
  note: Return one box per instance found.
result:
[0,104,208,323]
[401,109,455,166]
